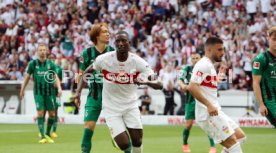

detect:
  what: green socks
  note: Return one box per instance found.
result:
[46,117,54,136]
[81,128,93,153]
[37,117,45,138]
[183,128,190,145]
[53,115,58,132]
[208,135,215,147]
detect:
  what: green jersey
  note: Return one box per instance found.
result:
[27,59,57,96]
[179,65,195,103]
[80,45,115,100]
[252,50,276,102]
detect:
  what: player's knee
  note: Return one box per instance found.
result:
[48,111,55,118]
[84,121,96,130]
[37,111,44,117]
[222,135,237,148]
[185,123,193,129]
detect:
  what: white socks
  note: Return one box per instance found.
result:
[132,146,143,153]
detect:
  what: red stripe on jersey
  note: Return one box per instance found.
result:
[102,69,140,84]
[200,75,217,89]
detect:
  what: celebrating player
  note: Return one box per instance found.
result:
[74,23,116,153]
[179,52,216,153]
[20,43,62,144]
[188,37,246,153]
[47,53,63,138]
[76,31,163,153]
[252,26,276,128]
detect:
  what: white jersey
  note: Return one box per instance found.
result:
[93,51,154,111]
[190,57,221,121]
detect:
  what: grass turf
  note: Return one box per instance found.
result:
[0,124,275,153]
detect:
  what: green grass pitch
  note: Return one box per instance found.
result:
[0,124,275,153]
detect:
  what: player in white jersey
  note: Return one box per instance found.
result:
[76,31,163,153]
[188,37,246,153]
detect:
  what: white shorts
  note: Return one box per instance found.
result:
[103,107,143,138]
[197,111,239,144]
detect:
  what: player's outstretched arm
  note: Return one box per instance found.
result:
[73,64,95,109]
[145,80,163,90]
[188,82,218,116]
[20,74,31,99]
[135,74,163,90]
[252,75,268,116]
[178,80,188,92]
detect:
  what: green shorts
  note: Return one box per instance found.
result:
[185,101,196,120]
[264,101,276,127]
[34,95,56,111]
[84,96,102,122]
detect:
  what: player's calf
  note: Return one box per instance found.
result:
[221,135,243,153]
[234,128,246,145]
[128,129,143,153]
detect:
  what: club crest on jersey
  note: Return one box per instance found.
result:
[253,62,260,69]
[119,70,125,75]
[222,126,230,134]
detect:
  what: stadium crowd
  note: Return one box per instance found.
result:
[0,0,275,91]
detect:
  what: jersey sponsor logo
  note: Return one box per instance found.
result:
[196,71,203,77]
[102,69,140,84]
[253,62,260,69]
[37,71,47,76]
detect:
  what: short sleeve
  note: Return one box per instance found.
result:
[26,61,34,75]
[92,55,104,71]
[80,49,88,71]
[252,54,266,75]
[190,63,208,85]
[136,56,154,76]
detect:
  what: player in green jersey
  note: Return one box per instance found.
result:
[252,26,276,128]
[20,43,62,144]
[47,53,63,138]
[178,52,216,153]
[73,23,120,153]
